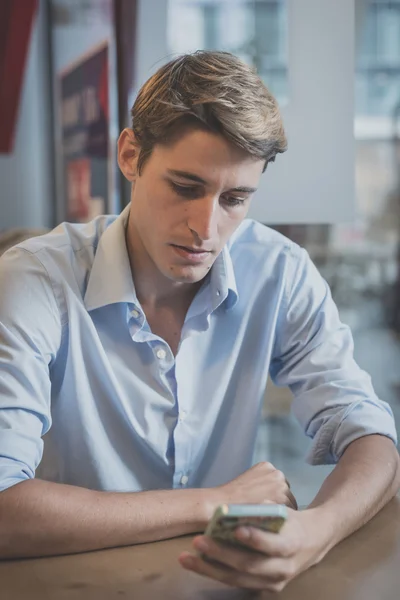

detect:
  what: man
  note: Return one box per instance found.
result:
[0,51,398,592]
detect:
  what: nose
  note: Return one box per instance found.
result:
[186,195,218,244]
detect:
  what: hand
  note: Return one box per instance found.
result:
[212,462,297,511]
[179,508,330,593]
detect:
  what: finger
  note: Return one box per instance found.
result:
[253,461,276,473]
[258,556,297,582]
[178,551,288,592]
[192,535,297,584]
[235,526,297,558]
[287,489,298,510]
[192,536,268,576]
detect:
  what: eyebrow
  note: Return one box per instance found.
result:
[166,169,258,194]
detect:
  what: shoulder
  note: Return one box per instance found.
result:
[14,214,117,265]
[0,244,62,351]
[0,214,119,325]
[227,220,326,312]
[2,214,117,296]
[227,219,305,276]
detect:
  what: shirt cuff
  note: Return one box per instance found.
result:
[0,430,42,491]
[306,399,398,465]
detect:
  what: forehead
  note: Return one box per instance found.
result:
[149,128,265,186]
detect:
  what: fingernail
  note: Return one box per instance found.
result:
[181,555,195,569]
[236,527,250,540]
[194,538,209,552]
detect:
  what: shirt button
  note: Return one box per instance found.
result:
[180,475,189,485]
[156,348,167,360]
[132,309,140,319]
[179,410,187,421]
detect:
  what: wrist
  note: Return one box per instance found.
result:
[199,487,222,523]
[187,488,219,529]
[299,507,339,563]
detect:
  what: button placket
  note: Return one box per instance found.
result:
[156,348,167,360]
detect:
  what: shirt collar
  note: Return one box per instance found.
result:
[209,245,239,312]
[84,206,138,311]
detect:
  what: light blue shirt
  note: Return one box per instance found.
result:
[0,207,397,493]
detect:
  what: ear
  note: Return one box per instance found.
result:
[117,128,140,182]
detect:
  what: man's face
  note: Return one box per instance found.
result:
[125,128,264,284]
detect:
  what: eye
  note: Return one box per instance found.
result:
[169,181,202,198]
[222,196,247,208]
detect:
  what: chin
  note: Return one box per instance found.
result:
[165,264,210,284]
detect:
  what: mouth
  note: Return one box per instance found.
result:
[173,244,212,253]
[170,244,213,263]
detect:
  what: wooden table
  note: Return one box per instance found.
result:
[2,497,400,600]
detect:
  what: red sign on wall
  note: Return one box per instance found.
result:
[0,0,38,153]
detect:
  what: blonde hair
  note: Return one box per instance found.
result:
[131,50,287,173]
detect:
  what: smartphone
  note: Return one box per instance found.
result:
[203,504,287,551]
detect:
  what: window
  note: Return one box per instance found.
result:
[168,0,288,103]
[357,0,400,117]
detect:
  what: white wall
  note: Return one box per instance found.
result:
[249,0,355,224]
[0,0,53,230]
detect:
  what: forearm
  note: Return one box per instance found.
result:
[307,434,400,556]
[0,478,215,559]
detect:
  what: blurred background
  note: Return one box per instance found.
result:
[0,0,399,505]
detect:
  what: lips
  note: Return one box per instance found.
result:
[172,244,212,254]
[170,244,213,263]
[174,245,210,254]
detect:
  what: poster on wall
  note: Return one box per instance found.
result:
[59,42,110,222]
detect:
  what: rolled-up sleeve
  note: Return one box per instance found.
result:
[0,247,62,492]
[270,246,397,465]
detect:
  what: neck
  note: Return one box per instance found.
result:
[125,218,201,310]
